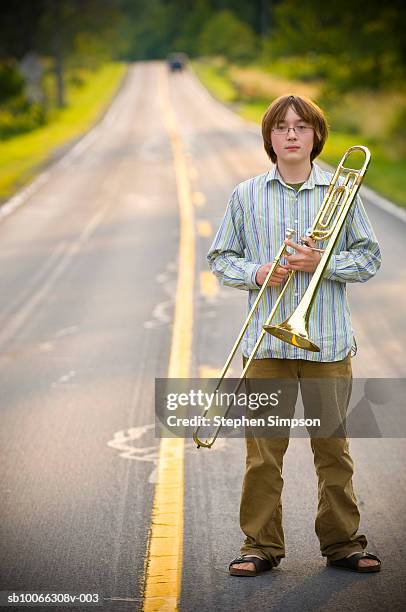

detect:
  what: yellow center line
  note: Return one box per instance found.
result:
[200,271,219,301]
[199,365,222,378]
[196,219,212,237]
[192,191,206,207]
[142,67,195,611]
[189,166,198,180]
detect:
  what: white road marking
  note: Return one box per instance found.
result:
[0,241,67,323]
[0,173,50,220]
[38,342,53,352]
[143,300,173,329]
[51,370,76,387]
[144,261,178,329]
[0,203,112,352]
[55,325,80,337]
[107,425,230,484]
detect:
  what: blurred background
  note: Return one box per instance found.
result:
[0,0,405,206]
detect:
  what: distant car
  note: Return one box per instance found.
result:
[167,53,188,72]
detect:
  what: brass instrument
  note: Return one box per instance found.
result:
[193,145,370,449]
[193,228,295,448]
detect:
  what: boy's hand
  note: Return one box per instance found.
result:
[256,263,290,287]
[284,237,321,273]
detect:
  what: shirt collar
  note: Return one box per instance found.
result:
[266,162,331,190]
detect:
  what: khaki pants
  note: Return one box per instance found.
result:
[239,354,367,565]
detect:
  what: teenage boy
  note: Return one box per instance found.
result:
[207,94,382,576]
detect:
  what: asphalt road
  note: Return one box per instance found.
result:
[0,62,405,612]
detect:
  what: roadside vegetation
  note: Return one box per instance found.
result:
[1,1,404,206]
[0,63,126,201]
[0,1,128,203]
[192,57,406,207]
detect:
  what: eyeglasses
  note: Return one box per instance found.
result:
[272,125,314,135]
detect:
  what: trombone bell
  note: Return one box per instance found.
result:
[264,312,320,352]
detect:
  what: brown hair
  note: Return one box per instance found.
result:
[262,94,328,163]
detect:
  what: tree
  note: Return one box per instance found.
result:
[0,1,123,107]
[267,0,406,89]
[198,10,257,62]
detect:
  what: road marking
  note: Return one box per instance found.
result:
[107,426,217,486]
[142,66,195,611]
[143,300,172,329]
[192,191,206,207]
[196,219,212,237]
[200,271,219,302]
[38,342,53,352]
[51,370,76,387]
[199,364,236,378]
[55,325,79,337]
[199,365,221,378]
[0,172,50,221]
[0,203,112,353]
[189,166,198,180]
[107,425,160,483]
[0,240,66,324]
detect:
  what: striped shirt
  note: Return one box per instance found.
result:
[207,162,381,362]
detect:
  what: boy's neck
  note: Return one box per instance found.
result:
[276,160,312,184]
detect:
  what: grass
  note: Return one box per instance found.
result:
[191,59,237,103]
[191,59,406,208]
[0,62,127,202]
[321,133,406,205]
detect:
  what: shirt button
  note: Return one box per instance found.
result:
[294,220,298,224]
[294,292,299,297]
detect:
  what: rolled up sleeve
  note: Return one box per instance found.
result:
[323,194,381,283]
[207,188,261,291]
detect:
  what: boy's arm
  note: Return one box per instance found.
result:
[207,188,261,291]
[323,195,381,283]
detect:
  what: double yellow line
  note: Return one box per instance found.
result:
[142,67,195,611]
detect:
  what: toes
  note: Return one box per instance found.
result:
[232,562,256,571]
[358,559,379,567]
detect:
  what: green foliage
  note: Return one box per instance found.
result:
[385,107,406,158]
[198,10,257,62]
[117,2,259,62]
[0,60,46,139]
[116,0,268,60]
[0,63,126,200]
[69,32,115,70]
[0,61,25,103]
[267,0,406,91]
[191,59,238,102]
[172,0,212,56]
[0,99,46,139]
[259,52,333,82]
[194,57,406,207]
[116,0,176,59]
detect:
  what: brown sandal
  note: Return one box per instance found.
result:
[327,552,381,573]
[229,555,273,576]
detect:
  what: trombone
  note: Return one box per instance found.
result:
[193,145,370,449]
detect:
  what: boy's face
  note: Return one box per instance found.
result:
[271,106,314,166]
